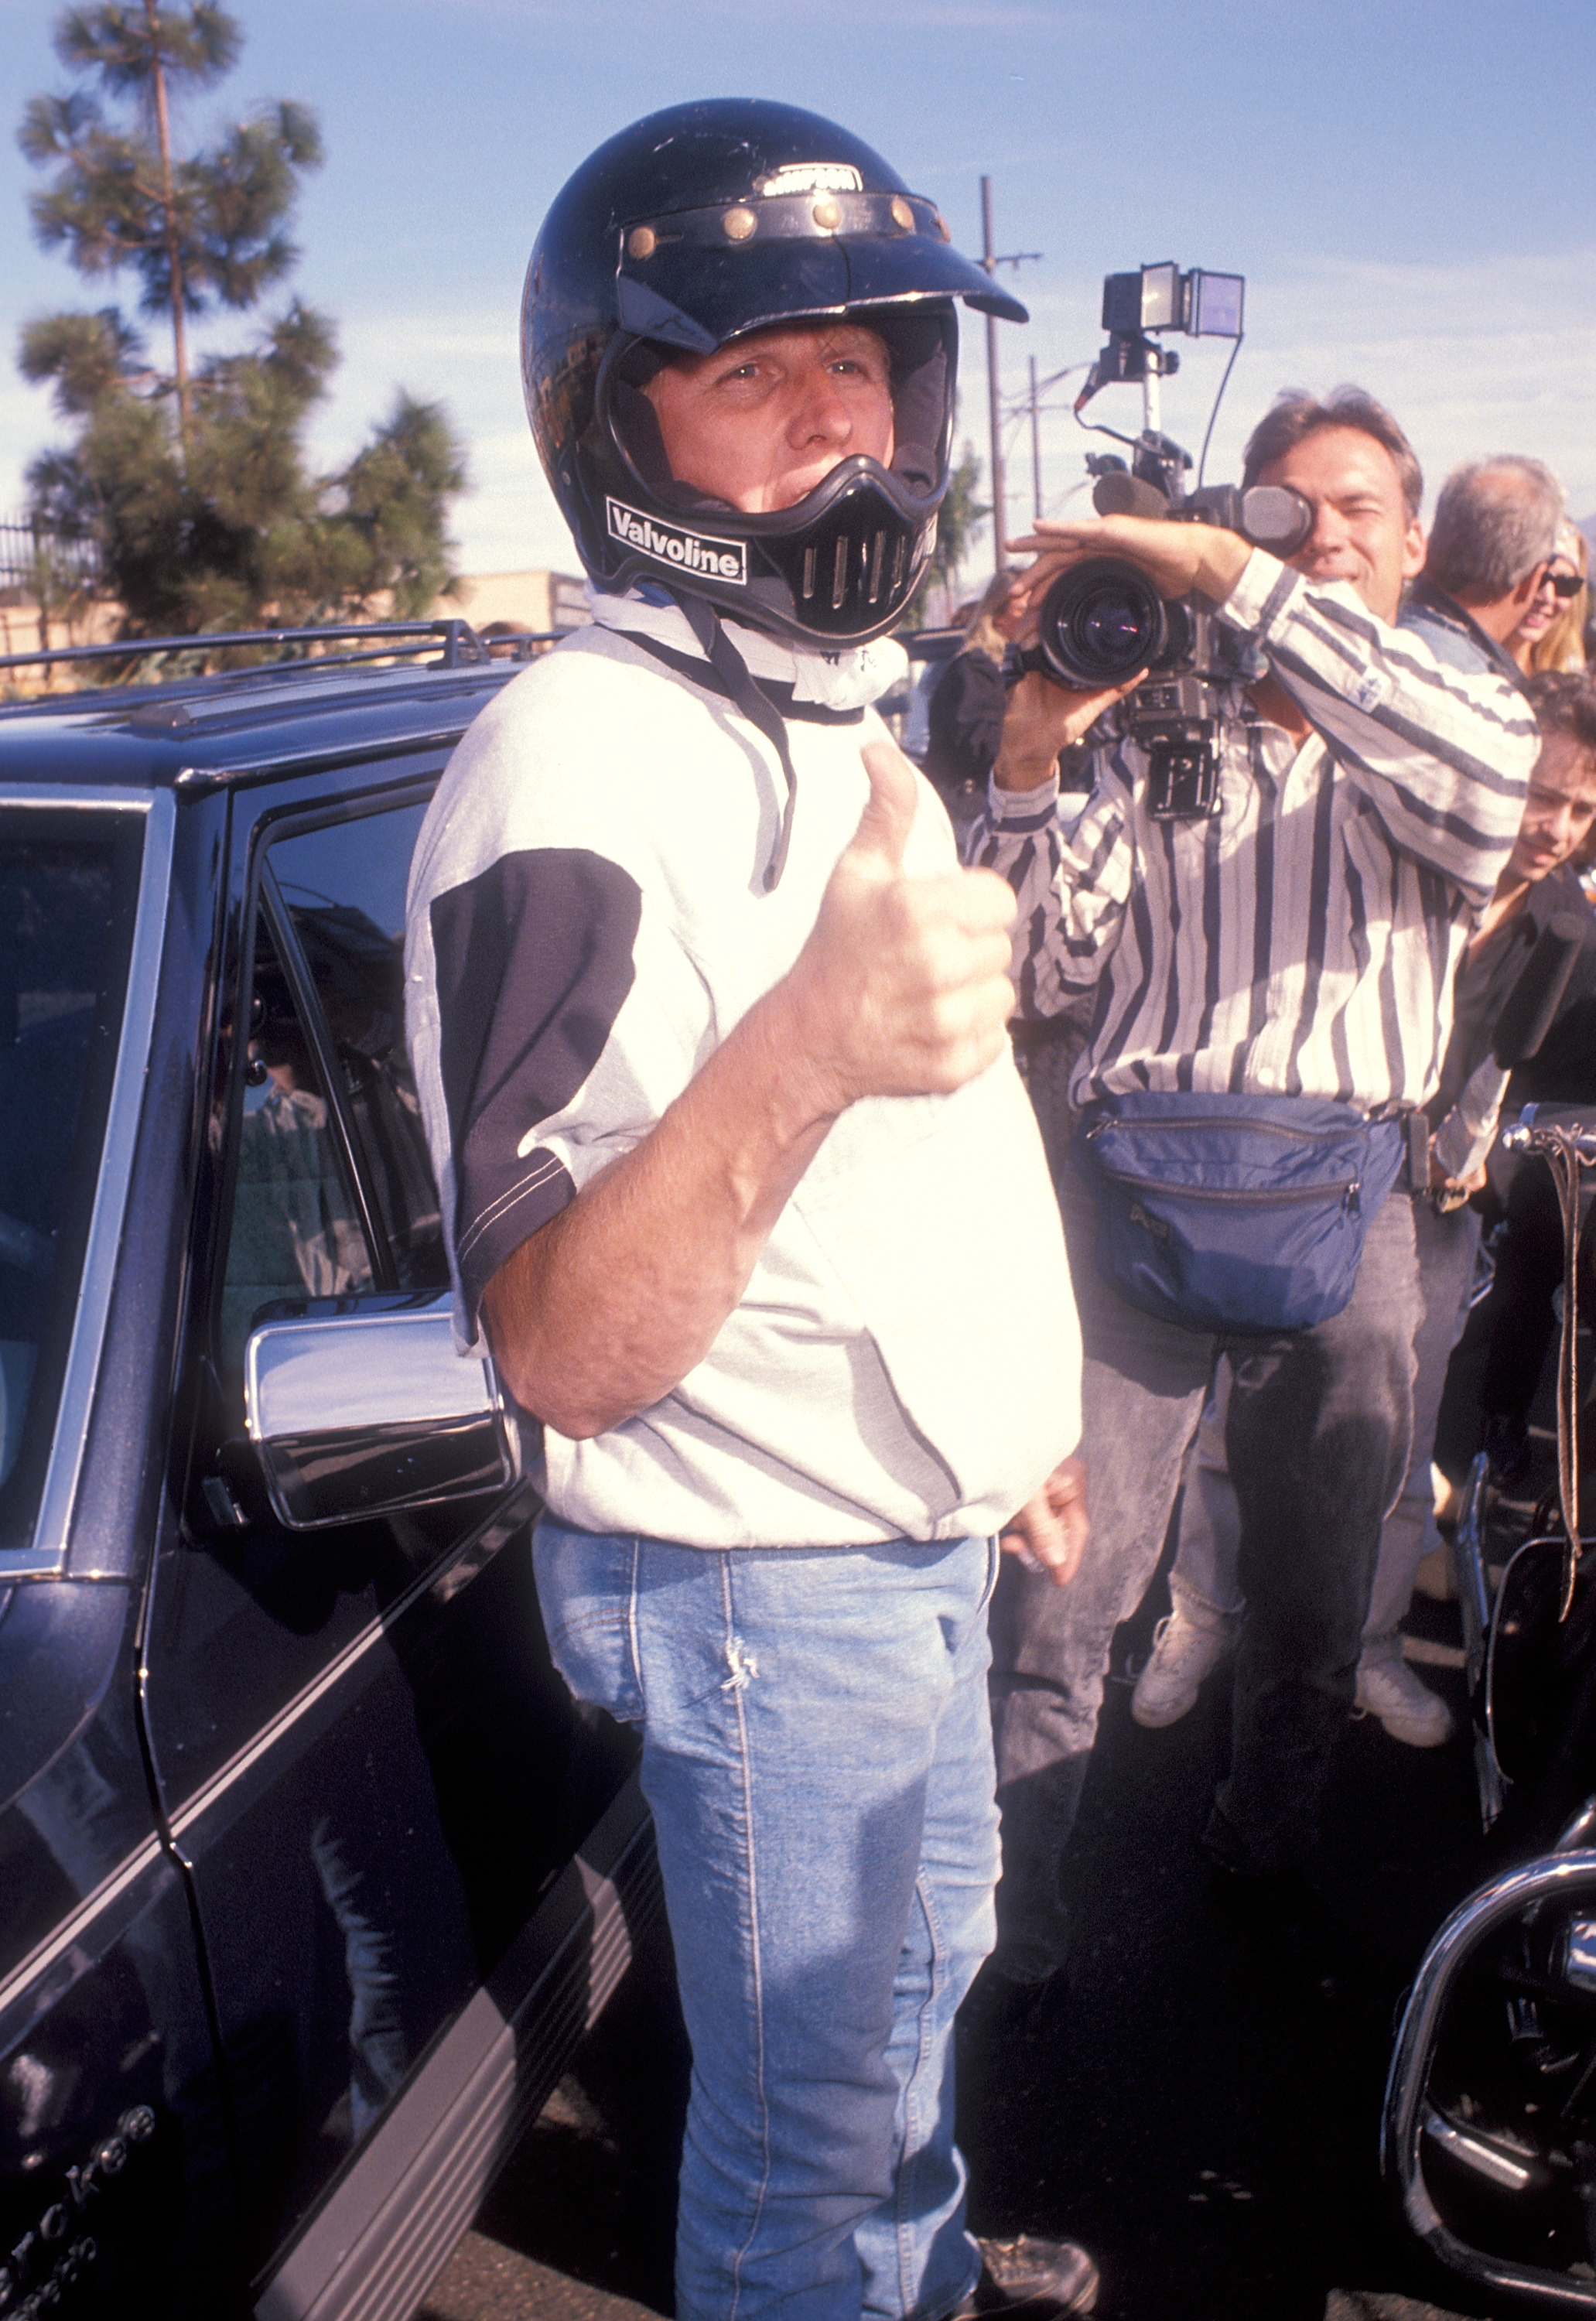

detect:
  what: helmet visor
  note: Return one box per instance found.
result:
[616,194,1025,351]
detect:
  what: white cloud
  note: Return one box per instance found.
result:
[976,248,1596,555]
[316,244,1596,590]
[6,244,1592,596]
[399,0,1078,22]
[303,303,579,574]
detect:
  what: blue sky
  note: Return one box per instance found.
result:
[2,0,1593,585]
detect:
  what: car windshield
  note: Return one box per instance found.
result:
[0,808,144,1559]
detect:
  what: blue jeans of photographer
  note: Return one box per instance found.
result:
[533,1520,1001,2321]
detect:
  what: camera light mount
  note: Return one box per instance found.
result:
[1077,261,1246,449]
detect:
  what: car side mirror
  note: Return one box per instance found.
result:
[244,1290,521,1530]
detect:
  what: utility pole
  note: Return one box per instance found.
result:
[1029,355,1043,524]
[978,177,1041,578]
[979,178,1006,573]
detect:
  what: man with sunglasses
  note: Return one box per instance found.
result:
[1404,454,1566,683]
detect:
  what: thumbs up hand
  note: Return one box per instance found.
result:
[783,739,1019,1114]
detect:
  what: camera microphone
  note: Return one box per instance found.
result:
[1090,471,1171,522]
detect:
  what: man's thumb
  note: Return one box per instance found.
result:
[851,740,918,872]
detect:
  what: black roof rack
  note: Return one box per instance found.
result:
[0,616,563,679]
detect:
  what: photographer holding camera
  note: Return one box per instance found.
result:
[972,388,1541,1991]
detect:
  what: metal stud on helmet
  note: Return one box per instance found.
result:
[522,99,1026,647]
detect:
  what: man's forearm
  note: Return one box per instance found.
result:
[1226,552,1539,897]
[484,976,837,1438]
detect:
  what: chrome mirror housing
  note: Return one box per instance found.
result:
[244,1291,520,1530]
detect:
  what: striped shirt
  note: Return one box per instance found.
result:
[971,549,1540,1115]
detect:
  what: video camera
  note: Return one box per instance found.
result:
[1021,263,1313,818]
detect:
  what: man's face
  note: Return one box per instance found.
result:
[642,323,894,515]
[1504,732,1596,885]
[1256,425,1425,624]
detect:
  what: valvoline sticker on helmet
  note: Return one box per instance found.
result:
[606,498,747,584]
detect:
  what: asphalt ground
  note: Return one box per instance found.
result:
[419,1297,1576,2321]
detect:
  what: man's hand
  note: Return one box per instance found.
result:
[1428,1152,1488,1199]
[984,512,1252,791]
[1008,511,1253,609]
[783,738,1019,1110]
[1000,1454,1089,1588]
[992,666,1144,794]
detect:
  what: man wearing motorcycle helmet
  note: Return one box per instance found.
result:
[405,101,1116,2321]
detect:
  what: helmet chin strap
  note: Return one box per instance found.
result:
[671,590,799,891]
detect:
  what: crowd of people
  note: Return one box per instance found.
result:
[406,94,1594,2321]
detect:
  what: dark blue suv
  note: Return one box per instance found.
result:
[0,630,660,2321]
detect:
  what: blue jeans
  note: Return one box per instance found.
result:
[533,1521,1000,2321]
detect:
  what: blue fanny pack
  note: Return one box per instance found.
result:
[1077,1090,1409,1335]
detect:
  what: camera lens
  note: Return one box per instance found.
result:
[1036,559,1169,687]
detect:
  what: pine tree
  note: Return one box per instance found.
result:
[21,4,320,455]
[16,3,465,644]
[906,440,989,626]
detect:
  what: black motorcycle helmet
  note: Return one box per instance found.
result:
[522,99,1026,648]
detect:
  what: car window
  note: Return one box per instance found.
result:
[268,806,447,1293]
[217,908,376,1373]
[0,809,142,1553]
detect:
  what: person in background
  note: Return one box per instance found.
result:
[1509,519,1588,675]
[922,568,1027,842]
[972,387,1538,2002]
[1134,673,1596,1744]
[1404,455,1564,679]
[1473,672,1596,1486]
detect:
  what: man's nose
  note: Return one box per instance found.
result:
[1305,501,1348,554]
[789,371,853,445]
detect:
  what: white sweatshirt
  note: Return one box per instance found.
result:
[405,589,1081,1547]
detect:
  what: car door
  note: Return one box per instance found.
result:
[138,775,641,2306]
[0,790,237,2321]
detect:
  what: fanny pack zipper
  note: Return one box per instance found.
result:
[1084,1113,1363,1148]
[1103,1165,1363,1212]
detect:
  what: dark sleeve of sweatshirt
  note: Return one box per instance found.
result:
[924,651,1007,793]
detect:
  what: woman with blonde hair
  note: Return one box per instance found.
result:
[1510,518,1587,674]
[921,568,1027,839]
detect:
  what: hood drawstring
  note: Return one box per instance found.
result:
[673,592,798,890]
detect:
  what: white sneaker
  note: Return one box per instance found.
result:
[1131,1603,1232,1728]
[1354,1653,1454,1748]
